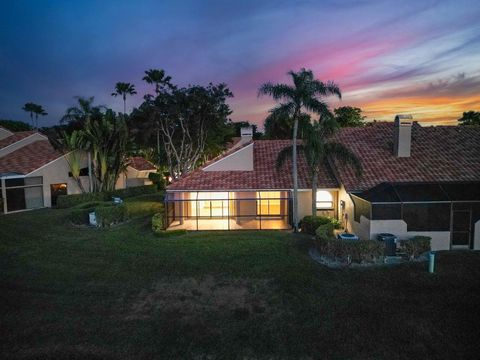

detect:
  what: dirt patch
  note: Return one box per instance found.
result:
[125,276,274,322]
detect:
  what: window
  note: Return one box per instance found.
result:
[4,176,44,212]
[316,190,333,209]
[69,167,89,177]
[196,192,229,217]
[257,191,282,216]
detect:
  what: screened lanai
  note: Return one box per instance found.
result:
[165,191,291,230]
[351,182,480,249]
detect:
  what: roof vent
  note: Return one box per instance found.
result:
[394,115,413,157]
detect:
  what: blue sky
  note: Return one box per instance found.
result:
[0,0,479,128]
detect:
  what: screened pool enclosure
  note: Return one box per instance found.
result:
[165,191,291,230]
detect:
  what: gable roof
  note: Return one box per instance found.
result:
[333,122,480,192]
[0,140,63,176]
[0,131,37,150]
[168,140,339,191]
[128,156,156,171]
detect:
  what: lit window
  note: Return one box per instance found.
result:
[196,192,229,217]
[316,190,333,209]
[257,191,282,216]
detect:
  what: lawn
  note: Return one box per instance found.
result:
[1,195,480,359]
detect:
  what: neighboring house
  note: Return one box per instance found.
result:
[165,117,480,251]
[0,127,156,214]
[115,156,157,188]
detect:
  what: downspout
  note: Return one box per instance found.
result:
[1,177,7,213]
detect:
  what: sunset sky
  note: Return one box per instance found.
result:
[0,0,479,128]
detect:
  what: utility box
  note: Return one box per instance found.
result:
[377,233,397,256]
[89,212,97,226]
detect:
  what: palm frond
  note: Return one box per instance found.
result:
[324,142,362,177]
[258,83,295,100]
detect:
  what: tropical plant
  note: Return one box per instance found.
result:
[458,111,480,126]
[334,106,365,127]
[50,130,88,193]
[259,68,341,231]
[82,110,130,192]
[277,118,362,216]
[61,96,105,130]
[22,102,38,128]
[143,69,173,95]
[111,82,137,116]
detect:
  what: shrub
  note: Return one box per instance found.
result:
[68,202,114,225]
[154,229,187,237]
[300,216,334,235]
[57,192,105,208]
[57,185,158,208]
[399,236,431,259]
[125,194,164,218]
[95,204,128,228]
[148,172,166,191]
[152,212,165,232]
[315,237,384,263]
[315,222,334,239]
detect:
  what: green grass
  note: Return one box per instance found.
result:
[1,195,480,359]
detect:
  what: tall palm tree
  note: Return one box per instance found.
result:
[22,102,38,128]
[142,69,172,95]
[259,68,341,231]
[277,118,362,216]
[32,104,47,129]
[111,82,137,116]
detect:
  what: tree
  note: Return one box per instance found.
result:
[259,68,341,231]
[22,102,38,128]
[61,96,105,130]
[458,111,480,126]
[50,130,87,193]
[141,69,175,157]
[277,118,362,216]
[111,82,137,116]
[264,109,310,139]
[334,106,365,127]
[32,104,47,129]
[0,119,32,131]
[82,110,130,192]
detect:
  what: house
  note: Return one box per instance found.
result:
[165,116,480,251]
[115,156,157,188]
[0,127,156,214]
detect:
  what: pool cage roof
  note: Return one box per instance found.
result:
[353,181,480,203]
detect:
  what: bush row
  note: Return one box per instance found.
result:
[300,215,340,235]
[69,201,127,227]
[315,236,384,263]
[57,185,157,208]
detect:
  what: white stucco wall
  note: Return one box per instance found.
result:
[203,143,253,171]
[28,151,90,208]
[338,186,370,239]
[369,219,451,251]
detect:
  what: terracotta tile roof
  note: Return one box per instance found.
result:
[333,122,480,191]
[0,131,37,150]
[167,140,339,191]
[128,156,156,171]
[0,140,63,175]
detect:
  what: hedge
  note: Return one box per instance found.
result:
[151,212,165,232]
[68,202,114,225]
[96,204,128,228]
[399,236,431,259]
[57,185,157,208]
[315,237,384,263]
[300,215,338,235]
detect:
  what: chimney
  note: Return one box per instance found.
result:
[393,115,413,157]
[240,126,253,142]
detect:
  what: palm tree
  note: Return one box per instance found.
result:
[111,82,137,116]
[277,118,362,216]
[142,69,172,95]
[259,68,341,231]
[61,96,105,130]
[32,104,47,129]
[22,102,38,128]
